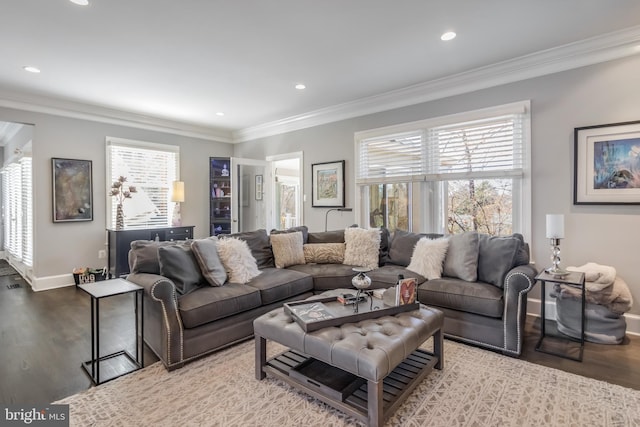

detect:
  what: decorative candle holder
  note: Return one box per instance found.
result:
[351,268,372,313]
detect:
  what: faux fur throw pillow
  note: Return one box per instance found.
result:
[343,227,381,271]
[215,237,261,284]
[407,237,450,280]
[270,231,305,268]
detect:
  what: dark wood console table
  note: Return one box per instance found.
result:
[107,226,194,278]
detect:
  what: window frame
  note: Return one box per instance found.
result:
[354,101,531,241]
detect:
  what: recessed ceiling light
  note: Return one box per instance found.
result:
[70,0,89,5]
[216,112,224,116]
[441,31,456,41]
[23,66,41,73]
[295,84,306,90]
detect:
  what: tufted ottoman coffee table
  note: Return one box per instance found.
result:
[254,289,444,427]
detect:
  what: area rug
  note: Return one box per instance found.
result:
[55,339,640,426]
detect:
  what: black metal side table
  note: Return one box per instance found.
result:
[78,278,144,385]
[535,270,586,362]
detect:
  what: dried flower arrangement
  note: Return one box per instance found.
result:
[110,176,137,204]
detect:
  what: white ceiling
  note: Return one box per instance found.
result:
[1,1,640,142]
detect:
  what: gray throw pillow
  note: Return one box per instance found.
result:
[270,225,309,244]
[229,229,274,268]
[158,243,204,295]
[129,240,178,274]
[387,230,424,267]
[191,238,227,286]
[307,229,345,244]
[378,227,391,267]
[477,234,522,288]
[443,231,479,282]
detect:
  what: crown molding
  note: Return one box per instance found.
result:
[0,90,234,143]
[233,25,640,142]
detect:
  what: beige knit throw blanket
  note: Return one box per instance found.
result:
[555,263,633,314]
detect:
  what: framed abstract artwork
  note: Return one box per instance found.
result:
[574,121,640,205]
[52,158,93,222]
[312,160,345,207]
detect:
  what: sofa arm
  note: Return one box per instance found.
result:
[502,264,538,355]
[126,272,184,369]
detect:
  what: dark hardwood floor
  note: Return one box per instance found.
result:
[1,267,638,405]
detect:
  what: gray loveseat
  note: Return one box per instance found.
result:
[126,227,536,370]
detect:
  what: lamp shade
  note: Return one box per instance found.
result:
[545,214,564,239]
[171,181,185,203]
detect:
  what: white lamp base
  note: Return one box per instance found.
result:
[171,203,182,226]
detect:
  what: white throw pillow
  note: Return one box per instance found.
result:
[215,237,261,284]
[407,237,450,280]
[343,227,381,271]
[270,231,305,268]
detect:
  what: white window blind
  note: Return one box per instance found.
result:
[1,157,32,266]
[356,131,426,183]
[106,137,179,229]
[429,114,524,180]
[21,157,33,266]
[357,112,525,183]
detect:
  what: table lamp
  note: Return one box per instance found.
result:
[171,181,185,226]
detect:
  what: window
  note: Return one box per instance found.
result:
[1,156,32,266]
[106,137,179,229]
[355,101,531,239]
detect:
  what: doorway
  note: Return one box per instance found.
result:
[0,120,34,278]
[267,152,303,230]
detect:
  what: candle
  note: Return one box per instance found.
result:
[546,214,564,239]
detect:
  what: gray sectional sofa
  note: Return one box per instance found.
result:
[126,227,537,370]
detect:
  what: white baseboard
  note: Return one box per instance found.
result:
[31,274,76,292]
[528,298,640,336]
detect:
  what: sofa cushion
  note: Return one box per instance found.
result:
[443,231,479,282]
[216,237,261,284]
[270,225,309,244]
[158,243,204,295]
[244,267,313,305]
[229,229,275,268]
[178,283,262,328]
[287,263,357,291]
[418,278,504,318]
[129,240,177,274]
[303,243,345,264]
[270,231,305,268]
[190,237,227,287]
[343,227,381,271]
[407,237,450,280]
[307,229,345,244]
[367,265,426,288]
[477,234,522,288]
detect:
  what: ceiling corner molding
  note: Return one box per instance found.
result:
[0,91,234,143]
[233,25,640,143]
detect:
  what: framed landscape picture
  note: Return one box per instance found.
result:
[574,120,640,205]
[52,158,93,222]
[312,160,345,207]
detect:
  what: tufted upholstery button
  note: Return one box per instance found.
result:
[367,342,374,350]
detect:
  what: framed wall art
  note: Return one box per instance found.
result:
[312,160,345,207]
[52,158,94,222]
[574,120,640,205]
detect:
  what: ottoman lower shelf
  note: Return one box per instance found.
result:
[263,348,439,425]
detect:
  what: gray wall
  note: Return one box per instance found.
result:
[234,55,640,316]
[0,107,232,287]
